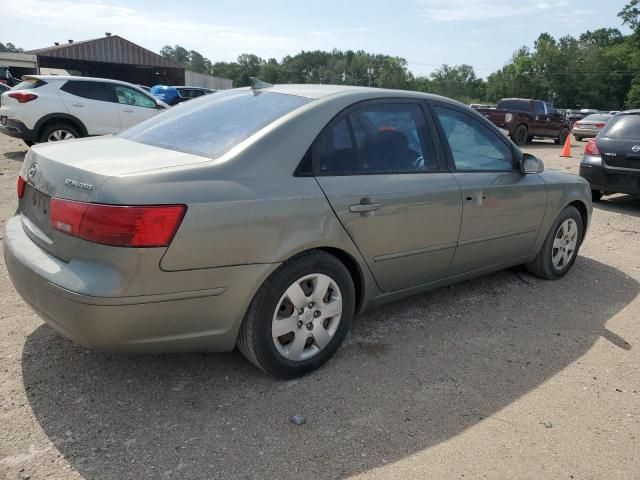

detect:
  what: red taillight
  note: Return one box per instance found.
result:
[595,122,606,128]
[8,91,38,103]
[50,198,186,247]
[17,176,26,198]
[584,138,600,156]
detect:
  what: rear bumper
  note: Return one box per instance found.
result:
[572,127,599,138]
[0,117,35,141]
[3,215,277,352]
[580,161,640,195]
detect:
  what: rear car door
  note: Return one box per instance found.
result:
[114,85,161,129]
[59,80,120,135]
[430,102,547,275]
[313,100,462,292]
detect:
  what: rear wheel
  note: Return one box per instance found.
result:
[526,206,583,280]
[555,128,569,145]
[591,189,603,202]
[237,251,355,378]
[574,135,583,142]
[511,125,528,146]
[38,123,80,143]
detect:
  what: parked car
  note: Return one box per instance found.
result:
[477,98,571,146]
[0,75,168,146]
[469,103,496,110]
[572,113,611,141]
[4,84,592,377]
[580,110,640,201]
[150,85,215,106]
[0,83,10,94]
[609,111,620,116]
[565,109,586,129]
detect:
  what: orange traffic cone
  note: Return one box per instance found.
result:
[560,134,571,158]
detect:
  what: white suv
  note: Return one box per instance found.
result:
[0,75,168,146]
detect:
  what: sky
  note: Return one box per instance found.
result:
[0,0,632,78]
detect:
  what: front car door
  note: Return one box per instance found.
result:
[114,85,161,129]
[313,99,462,292]
[544,102,564,136]
[58,80,120,135]
[430,102,547,275]
[530,100,548,137]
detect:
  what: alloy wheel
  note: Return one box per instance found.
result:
[551,218,578,271]
[272,273,342,362]
[47,129,75,142]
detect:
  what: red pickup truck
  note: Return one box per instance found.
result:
[477,98,571,146]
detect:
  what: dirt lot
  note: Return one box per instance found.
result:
[0,134,638,480]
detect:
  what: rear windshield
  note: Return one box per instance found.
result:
[601,114,640,141]
[12,79,47,90]
[120,90,312,158]
[497,100,529,112]
[582,114,610,122]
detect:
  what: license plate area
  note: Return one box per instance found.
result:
[23,184,52,235]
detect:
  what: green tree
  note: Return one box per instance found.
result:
[0,42,24,53]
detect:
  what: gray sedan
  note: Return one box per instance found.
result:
[4,83,592,377]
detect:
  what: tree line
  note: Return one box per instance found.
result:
[160,1,640,109]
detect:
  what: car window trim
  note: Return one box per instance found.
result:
[427,99,520,174]
[309,97,447,177]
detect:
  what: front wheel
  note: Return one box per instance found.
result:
[237,251,355,378]
[526,206,583,280]
[555,128,569,145]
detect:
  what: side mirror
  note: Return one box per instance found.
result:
[155,100,165,109]
[521,153,544,174]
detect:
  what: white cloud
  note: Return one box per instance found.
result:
[0,0,367,61]
[417,0,573,22]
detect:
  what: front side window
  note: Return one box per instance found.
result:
[434,105,514,171]
[545,103,557,115]
[121,90,312,158]
[61,81,114,102]
[115,86,156,108]
[533,101,545,116]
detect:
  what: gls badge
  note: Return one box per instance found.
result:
[64,178,93,191]
[27,163,38,180]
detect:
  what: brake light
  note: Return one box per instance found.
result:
[17,176,26,198]
[584,138,600,156]
[595,122,606,128]
[50,199,186,247]
[8,91,38,103]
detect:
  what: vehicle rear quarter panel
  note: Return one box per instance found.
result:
[531,172,592,253]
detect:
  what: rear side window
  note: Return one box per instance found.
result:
[60,81,115,102]
[602,114,640,140]
[13,79,47,90]
[120,90,312,158]
[314,118,358,173]
[497,100,529,112]
[434,105,514,171]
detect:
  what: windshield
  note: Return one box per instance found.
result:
[120,90,312,158]
[601,114,640,141]
[12,78,47,90]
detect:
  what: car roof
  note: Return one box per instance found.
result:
[234,83,461,105]
[23,75,146,87]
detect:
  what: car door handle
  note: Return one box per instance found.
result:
[71,103,84,108]
[349,202,382,213]
[123,109,134,113]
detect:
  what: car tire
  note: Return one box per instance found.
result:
[591,189,603,202]
[511,125,528,146]
[237,250,355,378]
[526,206,583,280]
[527,136,534,144]
[38,123,80,143]
[574,135,583,142]
[555,128,569,145]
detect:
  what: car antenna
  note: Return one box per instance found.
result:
[249,77,273,90]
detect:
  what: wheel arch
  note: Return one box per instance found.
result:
[568,199,589,242]
[34,113,88,140]
[313,247,366,314]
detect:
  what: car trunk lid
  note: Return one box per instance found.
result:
[599,137,640,171]
[19,136,209,261]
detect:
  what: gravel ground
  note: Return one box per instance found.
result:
[0,134,638,480]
